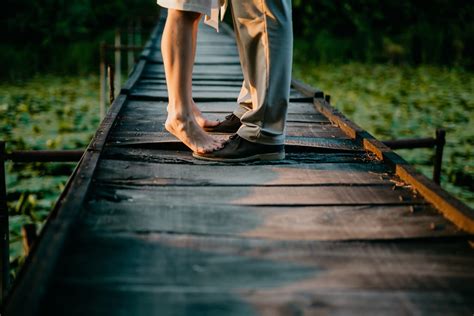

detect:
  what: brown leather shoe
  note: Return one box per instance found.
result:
[193,134,285,162]
[204,113,242,134]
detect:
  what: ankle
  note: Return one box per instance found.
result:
[166,104,192,121]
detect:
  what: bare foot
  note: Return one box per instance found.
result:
[165,113,224,154]
[192,102,220,128]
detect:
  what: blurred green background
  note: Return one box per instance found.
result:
[1,0,473,276]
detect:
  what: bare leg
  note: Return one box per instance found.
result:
[162,9,222,153]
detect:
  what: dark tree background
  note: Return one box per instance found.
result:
[1,0,158,78]
[292,0,473,66]
[1,0,473,78]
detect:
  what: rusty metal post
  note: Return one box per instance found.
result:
[114,29,122,97]
[99,42,107,121]
[325,94,331,104]
[433,128,446,184]
[0,141,10,301]
[21,224,37,256]
[108,64,115,104]
[127,21,135,73]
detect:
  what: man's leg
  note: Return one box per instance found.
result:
[232,0,293,145]
[194,0,293,161]
[234,80,253,118]
[204,79,251,134]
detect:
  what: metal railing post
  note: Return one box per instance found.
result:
[325,94,331,104]
[127,21,135,73]
[21,224,37,256]
[99,42,107,121]
[0,141,10,302]
[433,128,446,184]
[114,29,122,97]
[108,64,115,104]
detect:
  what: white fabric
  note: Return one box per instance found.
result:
[157,0,227,31]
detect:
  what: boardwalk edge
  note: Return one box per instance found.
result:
[3,13,167,316]
[291,78,474,234]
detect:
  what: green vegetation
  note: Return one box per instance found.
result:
[0,75,100,276]
[1,0,159,79]
[293,61,474,207]
[292,1,473,67]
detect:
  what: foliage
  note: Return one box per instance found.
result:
[293,60,474,207]
[292,0,474,67]
[1,0,159,79]
[0,75,99,276]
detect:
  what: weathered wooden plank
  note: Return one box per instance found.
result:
[135,84,241,92]
[138,78,244,87]
[145,64,243,75]
[161,44,237,51]
[129,88,310,102]
[40,233,474,315]
[131,84,307,98]
[108,128,347,141]
[148,54,241,64]
[41,285,474,316]
[194,38,236,45]
[82,199,463,240]
[89,183,424,206]
[106,133,361,151]
[120,101,320,115]
[130,89,238,101]
[48,233,474,289]
[142,72,244,81]
[285,122,349,137]
[285,136,362,151]
[101,147,375,165]
[116,111,330,124]
[109,121,346,138]
[116,112,330,125]
[107,132,348,145]
[117,113,330,125]
[94,161,391,185]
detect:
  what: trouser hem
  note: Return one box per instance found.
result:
[237,125,285,145]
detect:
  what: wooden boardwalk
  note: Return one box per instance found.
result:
[5,15,474,315]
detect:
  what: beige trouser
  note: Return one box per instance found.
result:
[230,0,293,145]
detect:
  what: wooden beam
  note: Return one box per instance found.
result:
[314,100,474,233]
[291,79,474,234]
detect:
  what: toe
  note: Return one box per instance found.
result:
[195,146,207,154]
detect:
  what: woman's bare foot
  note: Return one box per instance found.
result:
[165,112,224,154]
[192,102,220,128]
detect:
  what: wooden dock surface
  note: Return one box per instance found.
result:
[5,14,474,316]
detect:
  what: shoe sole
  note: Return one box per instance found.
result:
[192,151,285,162]
[203,131,235,135]
[203,129,239,134]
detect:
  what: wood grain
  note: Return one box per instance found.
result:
[40,233,474,315]
[89,183,424,206]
